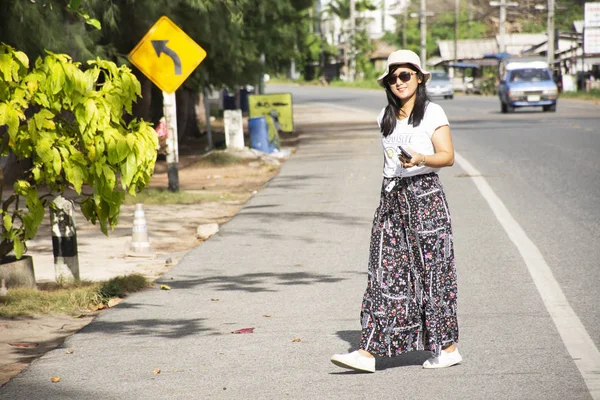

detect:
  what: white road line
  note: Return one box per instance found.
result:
[455,151,600,399]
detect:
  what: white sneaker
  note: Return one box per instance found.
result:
[422,348,463,369]
[330,350,376,373]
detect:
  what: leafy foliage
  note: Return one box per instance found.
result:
[0,0,102,63]
[0,43,157,260]
[86,0,314,91]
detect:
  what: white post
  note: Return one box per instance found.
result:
[50,196,79,281]
[224,110,244,151]
[162,91,179,192]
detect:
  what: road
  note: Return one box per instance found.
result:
[2,85,599,399]
[271,83,600,350]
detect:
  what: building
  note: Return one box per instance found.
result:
[318,0,408,79]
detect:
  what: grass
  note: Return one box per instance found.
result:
[0,274,151,318]
[193,150,245,166]
[328,79,380,90]
[124,188,242,205]
[268,76,381,90]
[559,89,600,101]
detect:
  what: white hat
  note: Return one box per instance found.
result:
[376,50,431,87]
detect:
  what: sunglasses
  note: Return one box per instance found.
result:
[386,71,417,85]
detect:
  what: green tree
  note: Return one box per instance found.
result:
[0,1,315,139]
[0,0,102,62]
[0,44,157,261]
[87,0,313,135]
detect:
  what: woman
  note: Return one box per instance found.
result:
[331,50,461,373]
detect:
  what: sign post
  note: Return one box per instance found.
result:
[128,16,207,192]
[163,91,179,191]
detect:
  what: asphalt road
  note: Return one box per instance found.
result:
[272,83,600,351]
[2,85,599,399]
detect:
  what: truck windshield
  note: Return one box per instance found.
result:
[509,68,551,83]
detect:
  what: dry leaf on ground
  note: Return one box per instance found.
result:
[51,376,61,383]
[9,343,38,348]
[160,285,171,290]
[292,338,301,342]
[232,328,255,334]
[153,369,161,375]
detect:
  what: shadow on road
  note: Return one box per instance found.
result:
[79,315,214,339]
[161,271,346,292]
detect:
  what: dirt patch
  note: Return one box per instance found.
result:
[0,315,94,384]
[0,127,298,386]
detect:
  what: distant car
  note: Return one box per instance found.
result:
[426,70,454,100]
[498,61,558,113]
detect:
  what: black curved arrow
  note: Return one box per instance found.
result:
[151,40,182,75]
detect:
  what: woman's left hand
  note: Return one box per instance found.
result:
[399,150,424,168]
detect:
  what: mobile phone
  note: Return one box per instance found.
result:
[398,145,412,159]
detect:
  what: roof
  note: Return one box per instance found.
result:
[437,39,498,61]
[522,37,580,55]
[496,33,547,55]
[437,34,561,63]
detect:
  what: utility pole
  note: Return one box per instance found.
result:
[349,0,356,81]
[258,53,265,94]
[454,0,460,63]
[381,0,386,34]
[547,0,555,68]
[489,0,518,54]
[468,0,473,30]
[403,6,408,48]
[420,0,427,66]
[316,0,325,75]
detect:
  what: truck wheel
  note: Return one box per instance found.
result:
[501,102,507,113]
[543,104,557,112]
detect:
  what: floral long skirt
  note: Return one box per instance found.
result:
[359,173,459,357]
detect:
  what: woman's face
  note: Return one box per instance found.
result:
[386,64,422,102]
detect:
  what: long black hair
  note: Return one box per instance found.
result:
[380,64,430,137]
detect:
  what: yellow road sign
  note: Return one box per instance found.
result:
[248,93,294,133]
[128,16,207,94]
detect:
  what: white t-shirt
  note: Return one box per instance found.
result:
[378,102,449,178]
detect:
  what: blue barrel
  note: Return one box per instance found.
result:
[248,116,270,153]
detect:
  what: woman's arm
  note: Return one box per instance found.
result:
[401,125,455,168]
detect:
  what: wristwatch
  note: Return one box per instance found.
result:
[417,156,427,167]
